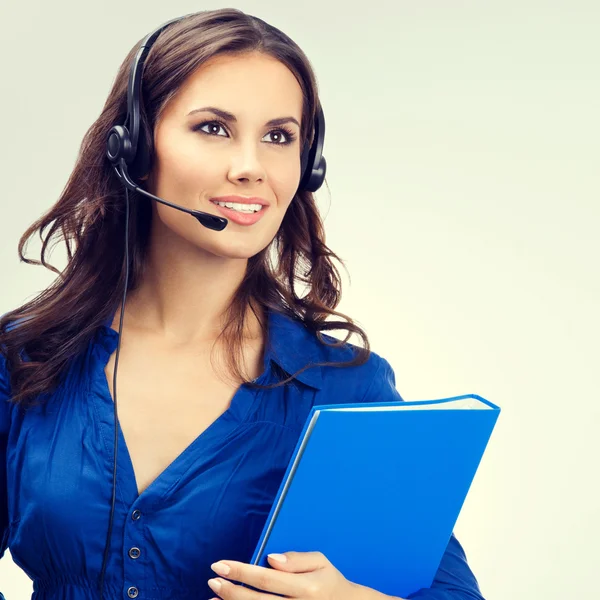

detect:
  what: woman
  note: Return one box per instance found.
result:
[0,9,485,600]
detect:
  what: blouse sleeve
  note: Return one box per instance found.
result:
[364,356,486,600]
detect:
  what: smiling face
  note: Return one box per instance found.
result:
[144,51,305,259]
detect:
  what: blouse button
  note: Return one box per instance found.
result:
[128,547,141,559]
[127,586,139,598]
[131,510,141,521]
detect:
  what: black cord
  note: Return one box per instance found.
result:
[98,183,130,599]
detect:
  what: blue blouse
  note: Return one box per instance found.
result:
[0,308,485,600]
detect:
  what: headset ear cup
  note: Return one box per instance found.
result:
[106,125,133,165]
[298,147,326,193]
[305,156,326,193]
[298,104,326,193]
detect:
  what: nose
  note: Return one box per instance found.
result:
[227,141,266,184]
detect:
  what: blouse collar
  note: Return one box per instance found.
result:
[99,307,323,390]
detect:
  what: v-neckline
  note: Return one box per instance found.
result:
[90,307,277,503]
[95,356,267,504]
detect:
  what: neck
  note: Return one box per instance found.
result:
[114,215,263,346]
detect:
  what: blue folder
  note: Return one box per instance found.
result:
[250,394,500,598]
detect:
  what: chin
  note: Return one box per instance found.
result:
[204,238,272,260]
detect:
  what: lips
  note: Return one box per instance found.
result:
[210,201,268,226]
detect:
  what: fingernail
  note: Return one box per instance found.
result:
[211,561,230,576]
[268,553,287,563]
[208,578,222,591]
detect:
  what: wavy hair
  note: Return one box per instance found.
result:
[0,8,371,407]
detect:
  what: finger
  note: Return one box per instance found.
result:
[208,577,277,599]
[268,551,330,573]
[211,560,304,597]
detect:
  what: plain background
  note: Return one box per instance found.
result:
[0,1,598,599]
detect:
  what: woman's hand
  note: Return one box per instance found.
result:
[208,551,367,599]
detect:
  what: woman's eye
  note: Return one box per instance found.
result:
[198,121,228,137]
[263,130,291,144]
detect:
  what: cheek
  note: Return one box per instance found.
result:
[163,147,221,188]
[270,161,302,206]
[155,132,220,188]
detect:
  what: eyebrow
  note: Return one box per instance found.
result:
[187,106,300,128]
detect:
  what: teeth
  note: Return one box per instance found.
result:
[213,201,263,213]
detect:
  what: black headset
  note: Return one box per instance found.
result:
[99,13,327,600]
[105,15,327,231]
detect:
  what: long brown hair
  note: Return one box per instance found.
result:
[0,8,371,407]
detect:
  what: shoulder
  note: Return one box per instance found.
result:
[316,332,404,404]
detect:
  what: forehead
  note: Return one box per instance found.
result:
[172,51,304,121]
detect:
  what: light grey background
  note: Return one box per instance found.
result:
[0,1,598,599]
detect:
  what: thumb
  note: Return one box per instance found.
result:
[267,551,329,573]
